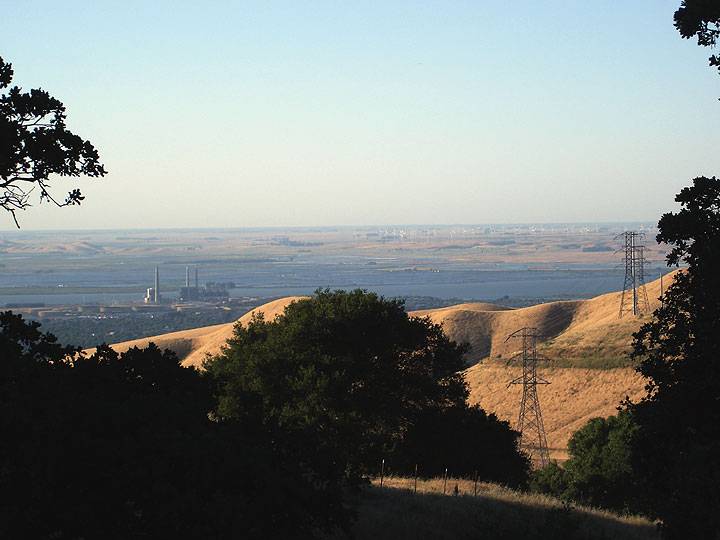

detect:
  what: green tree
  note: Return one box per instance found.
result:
[0,56,106,227]
[674,1,720,83]
[564,412,640,512]
[206,289,528,487]
[628,176,720,538]
[529,461,570,499]
[531,412,639,513]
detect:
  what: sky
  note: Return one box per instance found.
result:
[2,1,720,230]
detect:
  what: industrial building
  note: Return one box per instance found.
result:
[179,266,233,302]
[144,266,162,304]
[142,265,233,303]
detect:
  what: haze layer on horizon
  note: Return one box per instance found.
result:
[2,1,719,231]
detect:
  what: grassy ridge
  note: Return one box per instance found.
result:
[327,476,657,540]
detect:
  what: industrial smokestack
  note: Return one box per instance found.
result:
[154,266,159,304]
[186,266,190,288]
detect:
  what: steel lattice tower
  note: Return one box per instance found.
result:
[618,231,649,318]
[506,327,550,468]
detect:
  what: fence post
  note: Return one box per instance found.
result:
[473,470,478,496]
[380,458,385,488]
[443,467,448,495]
[414,464,418,494]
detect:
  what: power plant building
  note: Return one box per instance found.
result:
[144,266,161,304]
[144,265,233,303]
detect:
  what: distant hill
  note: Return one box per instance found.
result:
[89,296,305,368]
[416,272,671,366]
[100,273,676,459]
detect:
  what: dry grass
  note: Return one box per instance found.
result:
[324,476,658,540]
[100,275,677,458]
[415,273,673,461]
[465,364,647,461]
[417,272,674,365]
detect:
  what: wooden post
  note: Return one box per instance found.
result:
[414,464,418,494]
[443,468,448,495]
[473,470,478,496]
[380,458,385,488]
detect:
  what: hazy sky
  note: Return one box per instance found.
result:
[2,1,719,230]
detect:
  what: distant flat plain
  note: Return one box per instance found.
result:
[0,223,667,307]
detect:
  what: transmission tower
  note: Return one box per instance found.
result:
[505,327,550,467]
[618,231,649,318]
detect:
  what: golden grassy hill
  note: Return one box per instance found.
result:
[465,364,647,461]
[417,272,672,365]
[427,273,673,460]
[102,274,675,458]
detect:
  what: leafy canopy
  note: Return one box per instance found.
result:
[206,289,528,486]
[0,56,106,227]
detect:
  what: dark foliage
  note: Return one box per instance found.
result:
[674,1,720,88]
[0,311,344,539]
[563,412,640,513]
[389,404,530,487]
[530,412,640,514]
[628,176,720,538]
[530,461,570,500]
[0,56,106,227]
[206,289,529,489]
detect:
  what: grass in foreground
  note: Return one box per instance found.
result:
[326,476,658,540]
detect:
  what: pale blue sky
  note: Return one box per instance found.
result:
[2,1,719,229]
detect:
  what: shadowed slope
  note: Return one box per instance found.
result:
[325,476,657,540]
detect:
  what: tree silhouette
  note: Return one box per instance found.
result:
[0,56,106,227]
[628,177,720,538]
[0,312,345,539]
[674,1,720,85]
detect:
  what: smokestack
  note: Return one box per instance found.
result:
[195,267,198,289]
[154,266,159,304]
[186,266,190,288]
